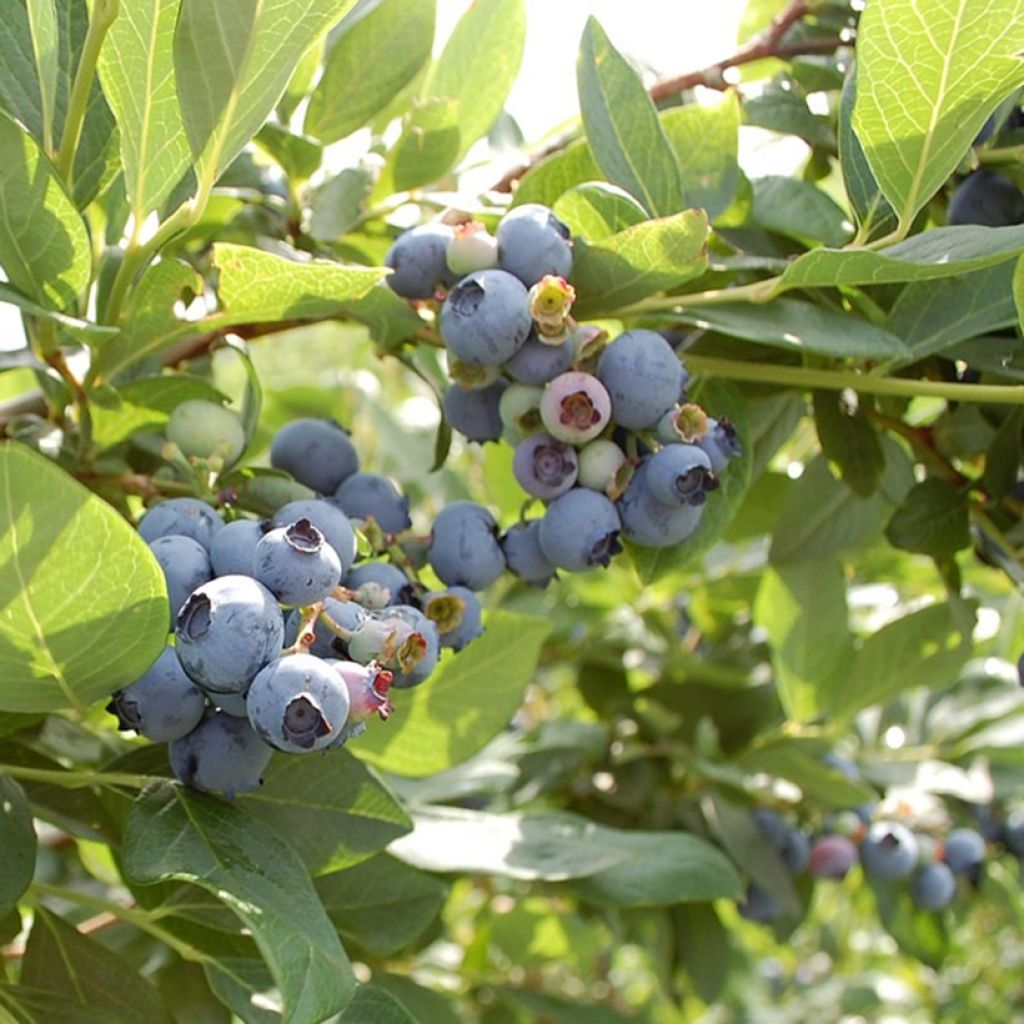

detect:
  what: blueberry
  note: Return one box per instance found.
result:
[645,444,717,507]
[344,561,415,606]
[148,534,214,623]
[948,170,1024,227]
[169,711,273,795]
[347,614,421,668]
[496,203,573,286]
[738,883,783,923]
[285,597,367,658]
[138,498,224,551]
[428,501,506,591]
[943,828,986,878]
[424,586,484,651]
[501,521,556,587]
[538,489,621,573]
[1018,652,1024,687]
[498,383,544,445]
[247,653,351,753]
[696,418,743,473]
[513,433,578,500]
[166,399,246,464]
[808,835,859,879]
[175,575,285,696]
[504,329,575,386]
[577,440,627,494]
[617,462,703,548]
[385,223,458,299]
[656,403,708,445]
[380,604,440,688]
[107,646,207,742]
[440,269,532,366]
[271,499,356,573]
[253,518,342,606]
[910,862,956,911]
[860,821,919,880]
[596,330,685,430]
[443,380,508,443]
[539,371,612,445]
[212,690,250,717]
[752,808,789,849]
[334,472,411,535]
[269,418,360,494]
[754,810,809,874]
[446,221,498,276]
[210,518,267,577]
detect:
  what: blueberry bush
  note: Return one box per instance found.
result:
[2,0,1024,1020]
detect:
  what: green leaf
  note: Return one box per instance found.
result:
[305,0,435,144]
[511,138,602,208]
[390,805,739,900]
[0,282,115,346]
[253,123,321,183]
[173,0,357,186]
[339,286,425,352]
[306,167,372,242]
[337,987,419,1024]
[835,601,976,720]
[123,781,355,1024]
[886,261,1020,366]
[0,442,167,714]
[0,110,90,310]
[97,0,192,220]
[20,908,172,1024]
[660,93,741,221]
[671,298,907,359]
[838,65,897,241]
[852,0,1024,230]
[422,0,525,160]
[570,209,709,318]
[354,610,551,776]
[26,0,58,151]
[211,243,387,325]
[627,379,752,584]
[316,853,447,956]
[0,775,35,917]
[754,559,852,722]
[239,747,410,875]
[743,89,835,149]
[982,407,1023,499]
[553,182,647,240]
[776,223,1024,293]
[0,985,121,1024]
[384,96,461,193]
[884,478,970,558]
[577,17,683,216]
[750,176,853,248]
[812,390,885,497]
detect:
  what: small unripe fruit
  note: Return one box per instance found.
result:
[539,371,611,445]
[167,400,246,464]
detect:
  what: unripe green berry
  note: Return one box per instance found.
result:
[499,383,544,445]
[167,400,246,465]
[577,439,627,493]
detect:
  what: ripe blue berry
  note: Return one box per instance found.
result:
[247,654,351,753]
[175,575,284,696]
[501,521,556,587]
[860,821,919,880]
[496,203,573,286]
[440,269,532,366]
[910,862,957,911]
[344,561,415,606]
[334,472,412,534]
[539,371,611,445]
[138,498,224,551]
[808,835,858,879]
[504,329,575,386]
[617,462,703,548]
[385,223,458,299]
[645,444,717,507]
[107,646,207,742]
[513,433,578,500]
[271,499,356,573]
[167,399,246,464]
[596,330,686,430]
[169,711,273,795]
[253,518,342,606]
[148,534,213,622]
[697,418,742,473]
[270,418,360,495]
[428,501,506,591]
[285,598,366,658]
[210,518,267,577]
[943,828,986,878]
[424,586,484,651]
[538,489,621,573]
[443,380,508,443]
[948,170,1024,227]
[738,883,783,923]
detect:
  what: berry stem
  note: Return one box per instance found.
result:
[0,765,160,789]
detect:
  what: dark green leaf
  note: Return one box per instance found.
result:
[577,17,683,216]
[0,442,167,713]
[305,0,435,144]
[306,167,372,242]
[336,987,419,1024]
[0,775,35,916]
[884,478,970,558]
[753,558,852,722]
[0,985,121,1024]
[20,908,171,1024]
[983,408,1024,499]
[751,176,853,248]
[570,209,709,318]
[123,781,355,1024]
[813,390,884,497]
[743,89,835,149]
[240,746,410,875]
[253,123,321,182]
[354,610,550,776]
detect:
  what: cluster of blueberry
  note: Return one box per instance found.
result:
[385,205,742,565]
[109,413,491,795]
